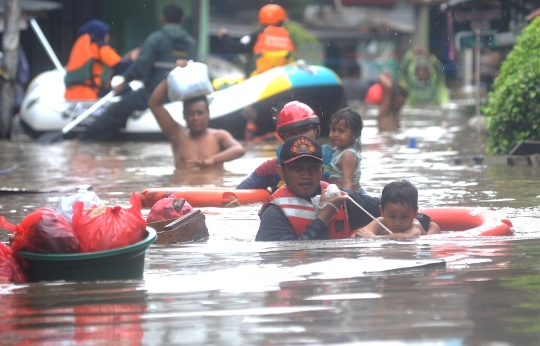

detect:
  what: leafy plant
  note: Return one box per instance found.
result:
[283,20,319,51]
[483,18,540,154]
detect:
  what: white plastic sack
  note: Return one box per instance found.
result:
[311,184,341,216]
[56,191,102,223]
[167,62,213,102]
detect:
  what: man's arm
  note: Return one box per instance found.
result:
[148,79,183,140]
[124,34,158,83]
[236,159,280,190]
[191,130,245,169]
[215,130,245,163]
[377,73,394,117]
[218,31,257,54]
[344,189,381,230]
[236,172,278,190]
[255,204,328,241]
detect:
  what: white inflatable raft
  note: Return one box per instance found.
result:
[19,61,345,141]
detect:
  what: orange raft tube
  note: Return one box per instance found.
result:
[419,207,513,238]
[139,187,271,208]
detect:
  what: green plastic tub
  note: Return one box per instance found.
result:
[17,227,157,282]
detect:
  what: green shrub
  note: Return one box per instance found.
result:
[483,18,540,154]
[283,20,319,51]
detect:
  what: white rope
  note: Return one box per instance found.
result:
[347,196,393,234]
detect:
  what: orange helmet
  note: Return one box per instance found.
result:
[259,4,287,26]
[276,101,320,135]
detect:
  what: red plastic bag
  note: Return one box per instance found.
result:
[72,192,147,253]
[146,198,193,223]
[0,242,27,283]
[0,208,79,254]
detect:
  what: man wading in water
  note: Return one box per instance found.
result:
[148,69,245,170]
[255,136,438,241]
[255,136,380,241]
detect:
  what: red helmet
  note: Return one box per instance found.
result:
[276,101,320,134]
[259,4,287,26]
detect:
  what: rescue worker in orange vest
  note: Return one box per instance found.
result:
[64,20,137,101]
[255,136,382,241]
[217,4,295,76]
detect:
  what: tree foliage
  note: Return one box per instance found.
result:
[483,18,540,155]
[284,20,319,51]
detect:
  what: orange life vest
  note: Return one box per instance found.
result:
[252,25,295,76]
[260,181,351,239]
[64,33,122,101]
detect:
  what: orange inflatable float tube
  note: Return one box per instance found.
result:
[139,188,271,208]
[419,207,513,238]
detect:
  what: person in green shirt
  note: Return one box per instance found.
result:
[398,47,450,106]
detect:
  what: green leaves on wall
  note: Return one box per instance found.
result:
[483,18,540,155]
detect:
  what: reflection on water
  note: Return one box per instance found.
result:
[1,106,540,344]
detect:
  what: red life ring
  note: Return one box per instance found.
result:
[139,188,270,208]
[419,207,513,238]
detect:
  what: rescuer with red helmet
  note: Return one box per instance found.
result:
[237,101,334,192]
[218,4,295,77]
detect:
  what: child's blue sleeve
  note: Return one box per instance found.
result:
[322,145,335,182]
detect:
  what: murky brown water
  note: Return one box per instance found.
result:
[1,105,540,345]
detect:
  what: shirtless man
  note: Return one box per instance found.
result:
[148,78,245,170]
[376,73,408,132]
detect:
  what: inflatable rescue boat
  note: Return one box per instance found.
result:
[19,61,345,141]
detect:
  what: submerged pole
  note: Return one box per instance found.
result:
[0,0,21,139]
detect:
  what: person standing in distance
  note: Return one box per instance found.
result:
[218,4,295,77]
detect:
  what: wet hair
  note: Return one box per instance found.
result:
[162,3,184,24]
[381,180,418,210]
[329,107,363,151]
[183,95,209,115]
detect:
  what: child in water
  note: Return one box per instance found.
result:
[352,180,440,239]
[329,108,364,191]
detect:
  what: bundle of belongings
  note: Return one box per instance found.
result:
[0,192,147,283]
[146,198,193,223]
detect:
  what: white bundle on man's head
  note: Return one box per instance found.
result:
[167,61,213,102]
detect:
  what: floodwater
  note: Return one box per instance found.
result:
[1,104,540,345]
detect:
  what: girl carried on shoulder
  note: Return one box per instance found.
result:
[328,108,364,191]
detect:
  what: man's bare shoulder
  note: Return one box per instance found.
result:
[208,128,236,139]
